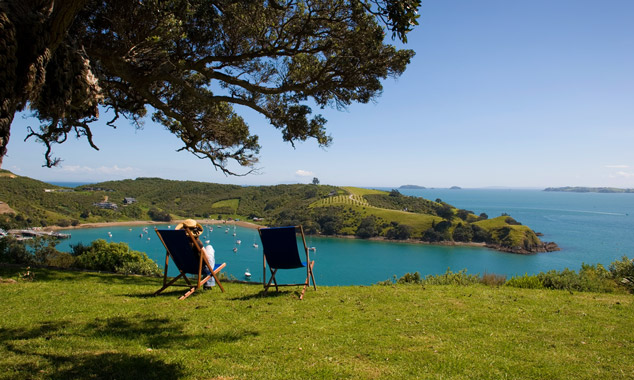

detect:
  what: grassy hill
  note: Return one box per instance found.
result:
[0,266,632,379]
[0,171,554,252]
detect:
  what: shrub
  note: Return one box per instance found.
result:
[0,236,35,265]
[537,264,617,293]
[480,272,507,287]
[421,228,444,242]
[453,223,474,242]
[397,272,422,284]
[45,251,76,268]
[505,274,544,289]
[609,256,634,294]
[423,269,480,286]
[385,224,412,240]
[72,239,161,276]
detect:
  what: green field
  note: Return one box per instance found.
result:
[1,266,632,379]
[342,186,388,196]
[211,198,240,212]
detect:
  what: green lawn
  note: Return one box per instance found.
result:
[1,266,633,379]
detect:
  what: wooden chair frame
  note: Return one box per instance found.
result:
[259,225,316,300]
[155,228,226,300]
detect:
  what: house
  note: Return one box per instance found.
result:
[93,201,118,210]
[123,197,136,205]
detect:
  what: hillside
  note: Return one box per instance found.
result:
[0,171,557,253]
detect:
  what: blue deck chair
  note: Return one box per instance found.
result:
[155,228,226,300]
[258,226,316,300]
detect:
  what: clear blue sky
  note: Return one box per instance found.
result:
[4,0,634,188]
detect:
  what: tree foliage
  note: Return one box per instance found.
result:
[0,0,420,173]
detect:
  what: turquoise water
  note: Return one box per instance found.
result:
[55,189,634,285]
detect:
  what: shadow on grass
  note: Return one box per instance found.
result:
[231,289,295,301]
[2,317,259,379]
[0,321,71,343]
[10,351,184,380]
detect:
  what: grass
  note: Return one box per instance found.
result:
[310,195,370,208]
[341,187,388,196]
[211,199,240,212]
[1,266,633,379]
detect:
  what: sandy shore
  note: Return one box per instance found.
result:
[48,219,262,231]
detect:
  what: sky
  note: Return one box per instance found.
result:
[4,0,634,188]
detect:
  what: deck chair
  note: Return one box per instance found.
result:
[258,225,316,300]
[154,228,226,300]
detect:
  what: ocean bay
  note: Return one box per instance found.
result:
[56,189,634,286]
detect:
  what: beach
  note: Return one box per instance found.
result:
[48,219,262,231]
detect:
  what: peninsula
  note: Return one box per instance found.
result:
[544,186,634,193]
[0,170,558,254]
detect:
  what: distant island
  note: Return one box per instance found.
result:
[449,186,462,190]
[399,185,426,189]
[544,187,634,194]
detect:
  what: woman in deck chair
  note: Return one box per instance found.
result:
[175,219,216,288]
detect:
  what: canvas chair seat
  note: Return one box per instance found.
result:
[155,228,226,300]
[258,226,316,300]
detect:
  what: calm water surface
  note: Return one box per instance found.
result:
[56,189,634,285]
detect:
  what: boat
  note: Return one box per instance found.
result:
[233,247,238,253]
[253,243,258,248]
[244,269,251,278]
[236,240,241,244]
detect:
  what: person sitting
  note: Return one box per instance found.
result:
[175,219,216,288]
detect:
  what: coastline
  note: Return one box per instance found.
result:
[45,219,557,254]
[46,219,263,231]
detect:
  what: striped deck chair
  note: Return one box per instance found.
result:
[155,228,226,300]
[258,226,316,300]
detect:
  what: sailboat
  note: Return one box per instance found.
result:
[244,268,251,278]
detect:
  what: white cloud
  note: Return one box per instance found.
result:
[614,171,634,178]
[605,165,629,168]
[295,169,314,177]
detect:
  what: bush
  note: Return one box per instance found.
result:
[397,272,422,284]
[148,208,172,222]
[45,251,76,268]
[72,239,161,276]
[385,224,412,240]
[480,272,506,287]
[537,264,617,293]
[423,269,480,286]
[452,223,474,242]
[505,274,544,289]
[421,228,444,242]
[609,256,634,294]
[0,236,35,265]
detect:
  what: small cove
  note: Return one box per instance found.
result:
[55,189,634,286]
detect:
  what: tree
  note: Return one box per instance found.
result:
[385,223,411,240]
[355,215,377,238]
[0,0,420,173]
[312,177,320,185]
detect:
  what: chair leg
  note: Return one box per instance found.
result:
[309,261,317,290]
[154,272,186,296]
[264,268,278,292]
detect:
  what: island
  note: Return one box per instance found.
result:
[0,170,558,254]
[544,187,634,193]
[399,185,426,189]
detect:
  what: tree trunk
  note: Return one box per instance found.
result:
[0,0,88,168]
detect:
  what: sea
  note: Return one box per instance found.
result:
[55,188,634,286]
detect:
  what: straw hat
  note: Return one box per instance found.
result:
[175,219,203,237]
